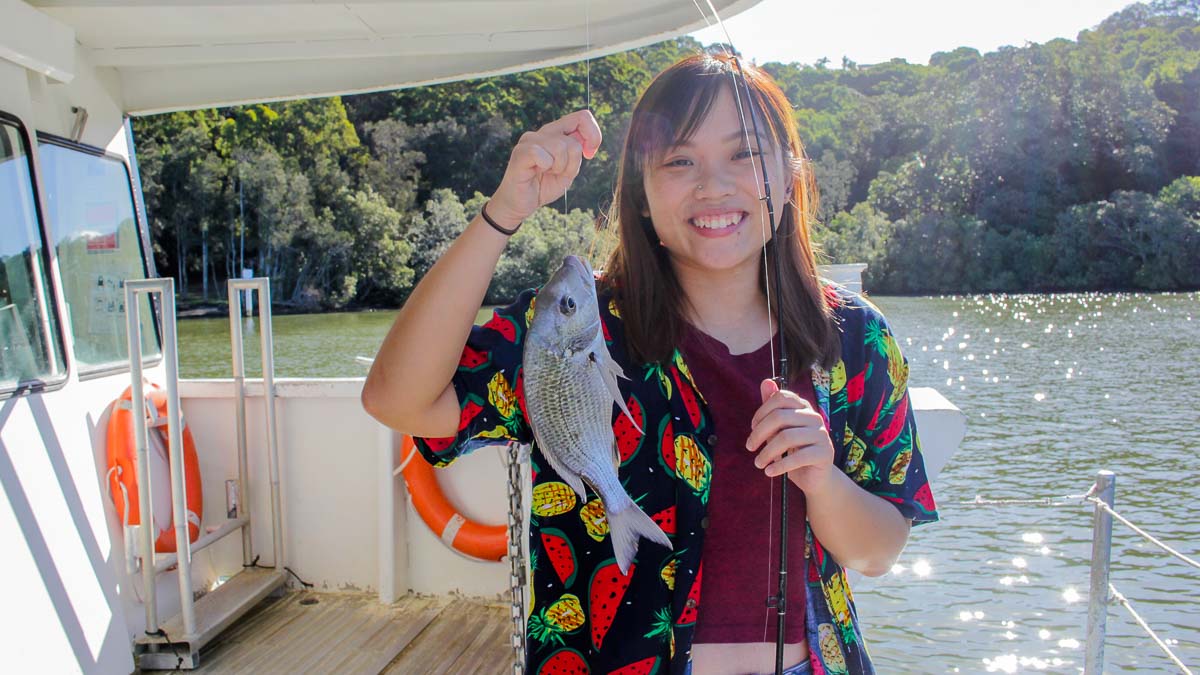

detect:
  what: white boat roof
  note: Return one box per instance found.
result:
[12,0,761,115]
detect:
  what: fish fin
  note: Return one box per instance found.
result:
[539,443,587,502]
[590,339,642,434]
[563,471,588,504]
[607,497,673,575]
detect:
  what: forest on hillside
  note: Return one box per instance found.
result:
[132,0,1200,307]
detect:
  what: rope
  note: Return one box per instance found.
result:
[1089,498,1200,573]
[243,554,314,588]
[143,628,185,670]
[956,494,1093,508]
[1108,584,1195,674]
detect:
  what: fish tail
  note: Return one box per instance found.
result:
[608,498,673,575]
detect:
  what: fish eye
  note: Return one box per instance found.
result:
[559,295,576,315]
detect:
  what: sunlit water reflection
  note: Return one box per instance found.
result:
[858,292,1199,673]
[178,292,1200,673]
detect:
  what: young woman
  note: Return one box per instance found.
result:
[363,54,938,675]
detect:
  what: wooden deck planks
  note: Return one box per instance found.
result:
[141,592,511,675]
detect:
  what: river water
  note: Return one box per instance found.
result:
[177,291,1199,673]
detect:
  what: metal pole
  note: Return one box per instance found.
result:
[227,282,253,566]
[257,280,285,570]
[1085,470,1115,675]
[378,425,395,604]
[158,281,196,636]
[125,283,157,634]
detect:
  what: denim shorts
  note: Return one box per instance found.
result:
[683,658,812,675]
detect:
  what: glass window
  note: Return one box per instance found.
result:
[38,138,160,374]
[0,117,66,391]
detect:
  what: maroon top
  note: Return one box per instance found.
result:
[680,324,816,645]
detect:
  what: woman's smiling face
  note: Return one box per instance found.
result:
[642,85,789,277]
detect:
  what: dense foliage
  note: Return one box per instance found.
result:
[134,1,1200,306]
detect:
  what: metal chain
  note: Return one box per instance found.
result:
[505,441,527,674]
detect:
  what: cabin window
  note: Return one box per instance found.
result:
[38,138,160,375]
[0,117,66,393]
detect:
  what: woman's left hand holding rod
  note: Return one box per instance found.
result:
[746,378,910,576]
[745,379,836,495]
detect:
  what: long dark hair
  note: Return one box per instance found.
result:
[602,53,840,372]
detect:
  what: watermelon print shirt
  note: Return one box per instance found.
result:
[412,283,939,675]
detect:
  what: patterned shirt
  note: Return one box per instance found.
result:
[413,283,939,675]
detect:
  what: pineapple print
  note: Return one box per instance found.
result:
[580,498,609,541]
[532,482,577,520]
[660,559,677,591]
[527,550,537,619]
[844,425,864,473]
[889,448,912,484]
[830,361,846,396]
[883,334,907,403]
[675,436,711,501]
[643,607,672,649]
[525,295,536,329]
[608,298,621,319]
[818,623,849,674]
[487,372,519,428]
[826,572,858,646]
[672,351,705,404]
[478,424,510,439]
[644,362,673,399]
[528,593,585,647]
[843,431,871,482]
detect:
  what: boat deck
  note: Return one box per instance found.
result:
[140,591,513,674]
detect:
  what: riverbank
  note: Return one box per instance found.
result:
[175,296,395,320]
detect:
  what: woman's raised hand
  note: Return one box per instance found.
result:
[487,110,602,229]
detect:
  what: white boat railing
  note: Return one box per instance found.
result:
[965,470,1197,674]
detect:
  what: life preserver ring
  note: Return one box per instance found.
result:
[106,384,203,554]
[398,435,507,561]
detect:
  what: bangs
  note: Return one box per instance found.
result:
[630,74,724,168]
[627,56,788,173]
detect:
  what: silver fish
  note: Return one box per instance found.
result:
[523,255,672,574]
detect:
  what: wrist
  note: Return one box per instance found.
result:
[481,200,523,236]
[793,462,840,499]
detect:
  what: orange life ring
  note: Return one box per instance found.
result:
[106,384,203,554]
[399,435,507,561]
